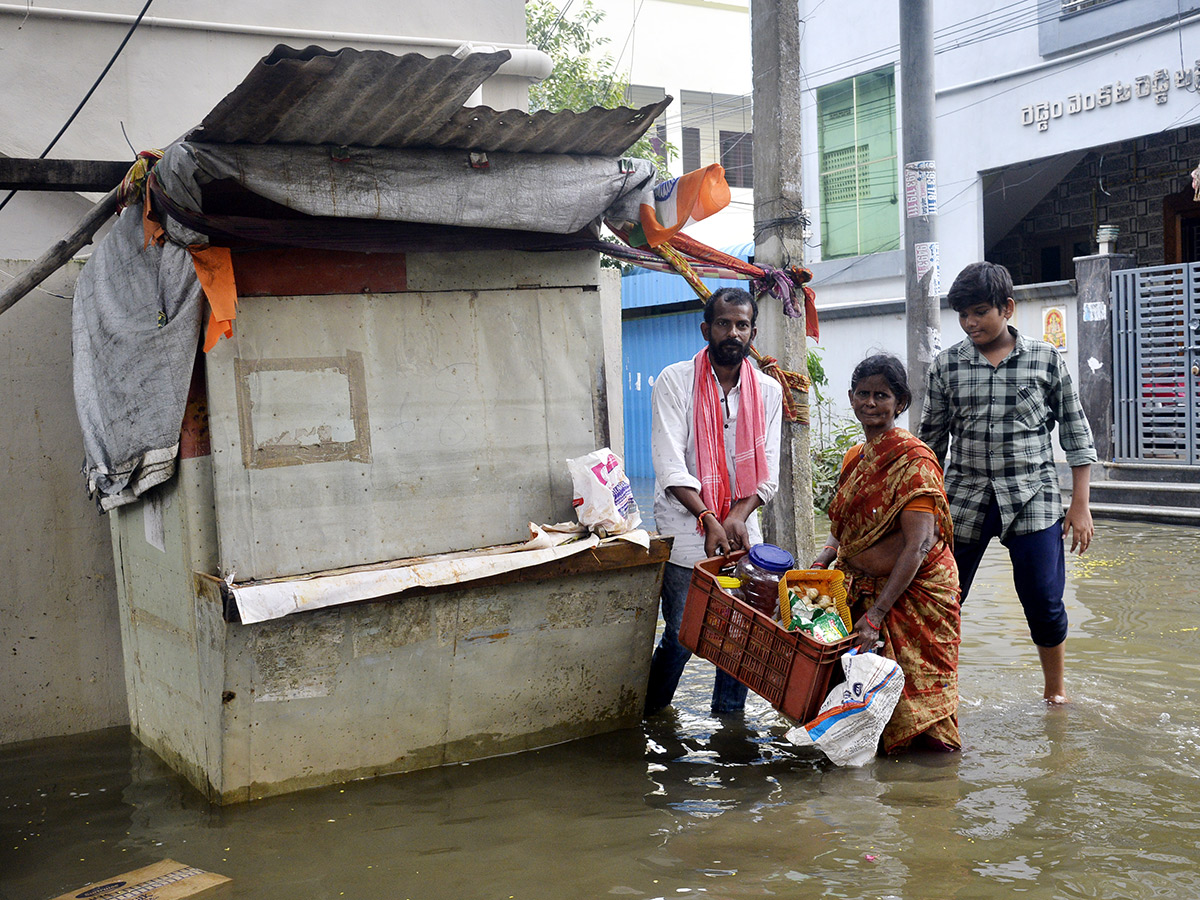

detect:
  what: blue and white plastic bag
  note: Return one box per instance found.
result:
[786,650,904,766]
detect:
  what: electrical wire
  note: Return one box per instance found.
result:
[534,0,575,51]
[660,0,1170,137]
[0,0,154,217]
[0,264,73,300]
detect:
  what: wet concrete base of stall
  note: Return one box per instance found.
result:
[3,519,1198,900]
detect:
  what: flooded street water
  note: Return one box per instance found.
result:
[3,519,1199,900]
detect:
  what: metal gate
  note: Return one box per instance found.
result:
[1112,264,1200,464]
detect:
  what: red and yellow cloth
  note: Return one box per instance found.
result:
[829,427,961,753]
[692,347,769,529]
[121,151,239,353]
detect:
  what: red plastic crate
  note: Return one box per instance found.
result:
[679,552,855,722]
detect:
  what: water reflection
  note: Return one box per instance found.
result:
[2,520,1199,900]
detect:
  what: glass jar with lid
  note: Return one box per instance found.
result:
[735,543,795,618]
[715,575,744,602]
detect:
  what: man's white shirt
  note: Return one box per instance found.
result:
[650,358,784,567]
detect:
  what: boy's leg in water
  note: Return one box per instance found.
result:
[952,496,1003,602]
[1003,517,1070,703]
[1036,643,1067,704]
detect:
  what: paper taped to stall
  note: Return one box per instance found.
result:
[228,523,649,624]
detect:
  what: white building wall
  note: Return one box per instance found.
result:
[815,286,1082,444]
[798,0,1200,303]
[0,0,536,743]
[589,0,755,249]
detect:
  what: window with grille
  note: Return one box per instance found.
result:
[821,145,871,203]
[816,67,899,259]
[682,127,701,173]
[719,130,753,189]
[1060,0,1117,14]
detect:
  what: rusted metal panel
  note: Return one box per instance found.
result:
[180,361,211,460]
[232,247,408,296]
[431,100,671,157]
[186,44,669,157]
[189,46,509,148]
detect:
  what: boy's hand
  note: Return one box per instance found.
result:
[1063,501,1093,555]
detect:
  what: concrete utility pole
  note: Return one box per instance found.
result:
[900,0,941,425]
[750,0,815,563]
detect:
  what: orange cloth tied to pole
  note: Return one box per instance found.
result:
[651,241,811,424]
[189,246,238,352]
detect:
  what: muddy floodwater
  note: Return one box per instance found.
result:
[3,519,1199,900]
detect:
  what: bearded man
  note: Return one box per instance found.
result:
[644,287,783,717]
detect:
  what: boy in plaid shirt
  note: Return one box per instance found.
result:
[919,261,1097,704]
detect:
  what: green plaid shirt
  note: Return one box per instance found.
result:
[917,327,1097,544]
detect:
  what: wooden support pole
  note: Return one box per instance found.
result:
[0,186,120,316]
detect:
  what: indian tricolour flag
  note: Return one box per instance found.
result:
[637,164,731,248]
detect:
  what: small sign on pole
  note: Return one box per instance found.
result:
[914,241,941,296]
[904,161,938,218]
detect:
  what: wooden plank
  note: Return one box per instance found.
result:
[199,536,672,623]
[0,185,119,317]
[0,157,129,191]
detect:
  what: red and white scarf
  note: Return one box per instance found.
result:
[692,347,769,530]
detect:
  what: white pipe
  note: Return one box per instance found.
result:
[0,4,553,79]
[937,11,1200,97]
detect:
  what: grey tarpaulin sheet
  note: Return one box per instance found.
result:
[73,142,654,512]
[154,141,657,236]
[72,205,203,510]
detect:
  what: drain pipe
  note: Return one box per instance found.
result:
[0,4,553,80]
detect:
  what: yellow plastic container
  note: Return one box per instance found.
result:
[778,569,852,632]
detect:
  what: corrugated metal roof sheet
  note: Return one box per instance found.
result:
[186,44,671,157]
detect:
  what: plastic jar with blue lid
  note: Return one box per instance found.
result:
[735,543,795,617]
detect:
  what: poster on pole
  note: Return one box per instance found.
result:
[914,241,941,296]
[904,161,938,218]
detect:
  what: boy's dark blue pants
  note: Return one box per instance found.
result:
[953,497,1069,647]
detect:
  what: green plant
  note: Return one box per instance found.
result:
[526,0,673,179]
[806,345,862,513]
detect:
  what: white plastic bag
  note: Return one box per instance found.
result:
[785,650,904,767]
[566,448,642,537]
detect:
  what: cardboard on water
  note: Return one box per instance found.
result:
[47,859,230,900]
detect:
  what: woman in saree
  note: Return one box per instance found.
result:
[810,354,961,753]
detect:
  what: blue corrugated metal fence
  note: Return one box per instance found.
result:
[620,242,754,482]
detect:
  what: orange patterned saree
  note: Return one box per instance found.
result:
[829,428,961,753]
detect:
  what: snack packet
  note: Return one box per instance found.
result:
[796,609,850,643]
